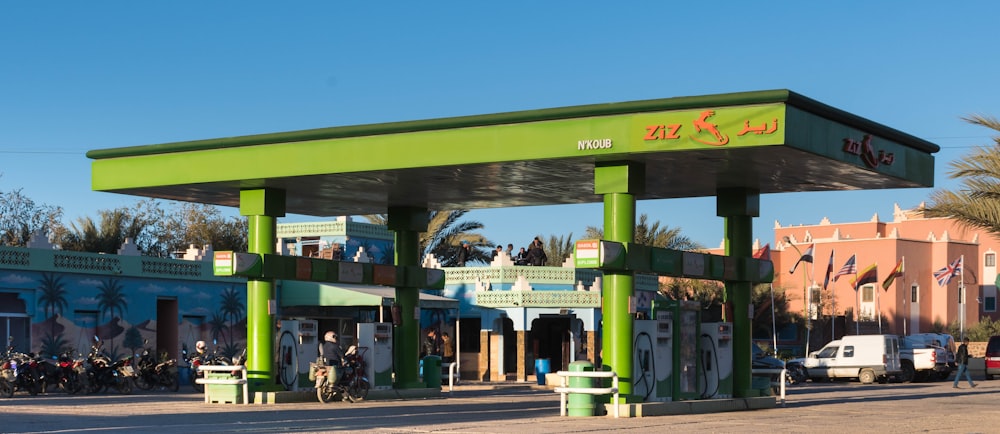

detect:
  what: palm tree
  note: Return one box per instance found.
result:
[219,286,244,345]
[363,210,492,266]
[59,204,157,254]
[924,114,1000,231]
[544,233,575,266]
[209,311,228,348]
[37,272,68,335]
[583,213,702,250]
[96,278,127,324]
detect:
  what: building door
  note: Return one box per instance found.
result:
[157,298,179,359]
[530,315,572,372]
[909,283,920,334]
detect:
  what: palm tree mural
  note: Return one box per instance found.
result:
[219,286,244,346]
[37,272,68,336]
[95,277,128,357]
[208,311,228,352]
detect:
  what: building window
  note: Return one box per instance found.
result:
[862,286,875,303]
[984,286,997,313]
[911,284,919,304]
[986,253,996,268]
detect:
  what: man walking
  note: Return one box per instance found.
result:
[953,337,977,389]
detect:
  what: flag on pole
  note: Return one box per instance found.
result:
[789,243,814,274]
[933,257,962,287]
[822,250,835,291]
[851,263,877,290]
[881,258,904,291]
[833,254,857,282]
[753,244,771,261]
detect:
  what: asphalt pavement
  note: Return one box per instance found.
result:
[1,379,998,433]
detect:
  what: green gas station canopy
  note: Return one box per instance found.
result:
[87,89,937,216]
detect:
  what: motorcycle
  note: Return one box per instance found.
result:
[39,349,85,394]
[314,346,370,403]
[84,336,135,394]
[134,341,179,392]
[4,349,43,396]
[0,360,13,398]
[183,341,230,393]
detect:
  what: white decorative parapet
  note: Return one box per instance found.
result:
[474,290,601,308]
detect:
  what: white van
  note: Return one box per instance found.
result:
[802,335,902,384]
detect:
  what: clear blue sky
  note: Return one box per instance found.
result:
[3,2,998,250]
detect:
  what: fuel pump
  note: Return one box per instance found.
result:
[652,300,700,401]
[356,322,393,389]
[633,319,656,401]
[276,319,319,390]
[700,322,733,398]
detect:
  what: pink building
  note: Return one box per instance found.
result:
[754,204,998,341]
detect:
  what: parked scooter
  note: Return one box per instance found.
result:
[314,346,370,403]
[134,340,179,392]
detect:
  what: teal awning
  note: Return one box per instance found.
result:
[279,280,458,310]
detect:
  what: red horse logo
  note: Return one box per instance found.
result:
[690,110,729,146]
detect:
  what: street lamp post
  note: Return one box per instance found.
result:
[783,236,811,356]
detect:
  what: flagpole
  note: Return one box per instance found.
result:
[876,261,882,334]
[831,251,836,340]
[902,256,907,336]
[960,255,965,341]
[770,283,778,358]
[855,265,860,335]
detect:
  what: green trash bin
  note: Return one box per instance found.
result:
[567,360,595,417]
[423,355,442,389]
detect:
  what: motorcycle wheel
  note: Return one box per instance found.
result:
[85,372,102,394]
[134,374,154,391]
[115,376,133,394]
[348,378,370,402]
[63,373,84,395]
[167,372,179,392]
[316,381,336,403]
[27,378,41,396]
[0,379,13,398]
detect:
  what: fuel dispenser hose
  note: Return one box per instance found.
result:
[633,331,655,401]
[700,333,720,399]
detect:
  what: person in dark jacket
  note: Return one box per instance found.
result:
[953,337,977,389]
[527,237,547,266]
[456,241,471,267]
[322,331,345,367]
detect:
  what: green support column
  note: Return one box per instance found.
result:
[387,206,429,389]
[717,187,759,398]
[594,161,644,401]
[240,188,285,391]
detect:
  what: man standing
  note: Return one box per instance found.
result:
[441,332,455,364]
[456,241,470,267]
[953,337,977,389]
